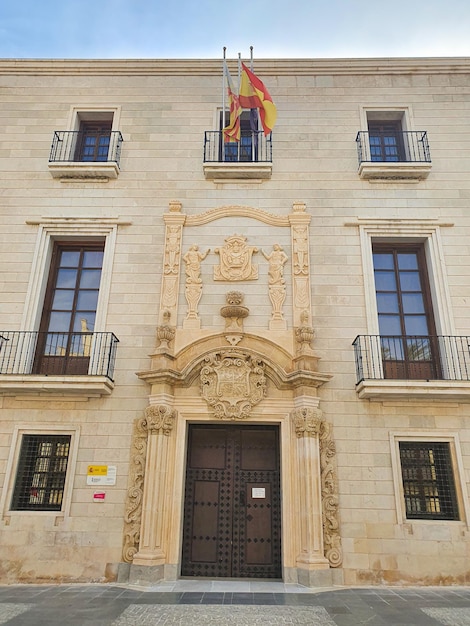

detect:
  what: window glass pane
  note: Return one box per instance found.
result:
[373,253,394,270]
[59,251,80,267]
[82,251,104,268]
[79,269,102,289]
[406,337,431,361]
[404,315,429,336]
[72,312,95,333]
[47,311,72,332]
[399,272,421,291]
[381,336,404,360]
[56,269,78,288]
[402,293,425,314]
[51,290,75,310]
[374,271,397,291]
[378,315,402,335]
[376,293,399,313]
[397,253,418,270]
[76,290,99,311]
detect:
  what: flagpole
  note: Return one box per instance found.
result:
[249,45,259,158]
[222,46,226,161]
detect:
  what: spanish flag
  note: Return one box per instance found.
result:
[223,61,241,142]
[239,62,277,136]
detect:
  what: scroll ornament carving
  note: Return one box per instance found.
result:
[320,420,343,568]
[200,351,267,419]
[214,234,258,281]
[122,417,148,563]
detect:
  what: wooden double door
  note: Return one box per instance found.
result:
[181,425,282,579]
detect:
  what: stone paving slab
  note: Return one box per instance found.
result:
[113,605,336,625]
[0,585,469,625]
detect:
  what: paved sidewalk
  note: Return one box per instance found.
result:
[0,582,469,625]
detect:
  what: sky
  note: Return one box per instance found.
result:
[1,0,470,60]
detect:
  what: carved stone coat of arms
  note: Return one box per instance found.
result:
[200,351,267,419]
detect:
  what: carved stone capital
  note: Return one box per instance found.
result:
[141,404,176,436]
[291,407,323,438]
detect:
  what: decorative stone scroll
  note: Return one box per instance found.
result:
[121,405,176,563]
[319,421,343,568]
[214,234,258,281]
[200,350,267,419]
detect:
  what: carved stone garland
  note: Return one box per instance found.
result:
[122,405,176,564]
[293,408,343,568]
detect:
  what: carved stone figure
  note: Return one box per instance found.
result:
[214,234,258,281]
[183,245,210,284]
[262,244,288,285]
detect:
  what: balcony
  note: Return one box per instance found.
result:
[353,335,470,401]
[48,130,123,180]
[203,130,272,181]
[0,331,119,398]
[356,131,432,181]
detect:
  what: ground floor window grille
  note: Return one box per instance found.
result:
[11,435,71,511]
[399,441,459,520]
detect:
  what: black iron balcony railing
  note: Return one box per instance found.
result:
[353,335,470,383]
[356,131,431,164]
[0,331,119,380]
[49,131,123,165]
[204,130,272,163]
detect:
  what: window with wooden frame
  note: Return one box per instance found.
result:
[34,241,104,376]
[373,242,440,380]
[11,434,71,511]
[74,121,112,162]
[368,120,405,162]
[219,110,259,162]
[399,441,459,520]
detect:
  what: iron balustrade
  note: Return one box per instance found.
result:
[204,130,272,163]
[353,335,470,383]
[356,131,431,164]
[0,331,119,380]
[49,130,123,165]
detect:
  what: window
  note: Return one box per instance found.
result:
[399,442,459,520]
[48,107,122,180]
[11,435,71,511]
[373,242,439,380]
[75,121,112,162]
[220,110,259,162]
[35,241,104,375]
[368,121,404,162]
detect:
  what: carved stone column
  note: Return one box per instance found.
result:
[291,406,330,582]
[132,404,176,568]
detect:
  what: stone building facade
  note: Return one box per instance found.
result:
[0,57,469,586]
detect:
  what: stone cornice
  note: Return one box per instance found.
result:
[1,57,469,76]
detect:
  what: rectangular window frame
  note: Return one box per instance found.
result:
[0,425,79,522]
[390,431,470,527]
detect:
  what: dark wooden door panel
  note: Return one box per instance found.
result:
[182,425,281,579]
